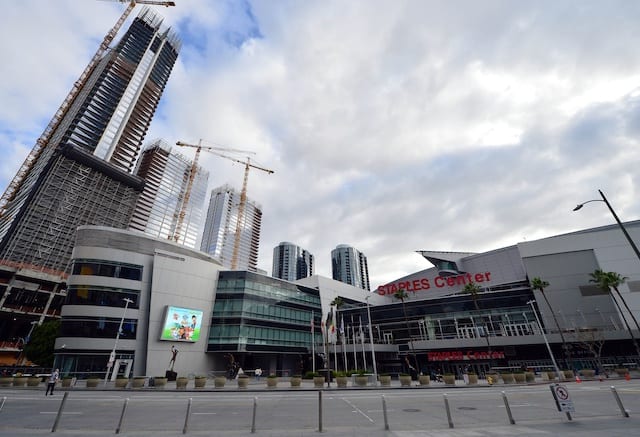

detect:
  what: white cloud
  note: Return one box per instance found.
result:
[1,0,639,288]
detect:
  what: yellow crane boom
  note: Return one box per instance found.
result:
[0,0,176,217]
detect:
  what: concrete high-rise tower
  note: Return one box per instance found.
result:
[129,139,208,248]
[0,10,179,273]
[200,185,262,271]
[272,242,314,281]
[331,244,370,291]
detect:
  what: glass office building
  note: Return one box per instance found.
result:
[331,244,370,291]
[272,241,315,281]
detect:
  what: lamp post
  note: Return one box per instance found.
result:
[365,295,378,386]
[104,298,133,385]
[17,321,39,365]
[527,300,562,381]
[573,189,640,264]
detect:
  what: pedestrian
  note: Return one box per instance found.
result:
[463,365,470,385]
[46,369,59,396]
[254,367,262,380]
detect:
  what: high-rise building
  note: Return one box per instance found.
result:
[331,244,370,291]
[272,242,314,281]
[0,10,179,273]
[200,185,262,271]
[0,9,179,365]
[129,139,208,248]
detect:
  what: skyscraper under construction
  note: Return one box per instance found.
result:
[0,7,179,362]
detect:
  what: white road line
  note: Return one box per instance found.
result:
[341,397,374,423]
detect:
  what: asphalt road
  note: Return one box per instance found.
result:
[1,380,640,436]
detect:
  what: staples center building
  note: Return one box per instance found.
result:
[52,221,640,379]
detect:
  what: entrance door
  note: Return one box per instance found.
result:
[110,359,133,381]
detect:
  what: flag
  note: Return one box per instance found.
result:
[340,316,345,336]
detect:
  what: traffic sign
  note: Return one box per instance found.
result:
[550,384,575,413]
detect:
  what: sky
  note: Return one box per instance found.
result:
[1,0,639,289]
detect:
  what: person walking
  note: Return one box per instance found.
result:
[45,369,59,396]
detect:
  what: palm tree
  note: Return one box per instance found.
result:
[330,296,345,370]
[462,281,493,368]
[589,269,640,357]
[394,289,419,373]
[530,277,570,368]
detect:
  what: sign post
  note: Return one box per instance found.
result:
[549,383,574,420]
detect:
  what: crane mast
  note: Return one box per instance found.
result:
[0,0,175,217]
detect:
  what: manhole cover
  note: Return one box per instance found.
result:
[458,407,477,411]
[402,408,421,413]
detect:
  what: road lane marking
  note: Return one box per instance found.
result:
[341,397,374,423]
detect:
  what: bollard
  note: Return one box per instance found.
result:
[501,391,516,425]
[251,396,257,433]
[318,390,323,432]
[443,393,454,429]
[610,386,630,418]
[51,391,69,433]
[0,396,6,413]
[381,395,389,431]
[183,397,193,434]
[115,398,129,434]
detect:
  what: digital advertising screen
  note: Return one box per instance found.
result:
[160,306,204,342]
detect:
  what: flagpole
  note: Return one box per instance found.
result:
[311,311,315,374]
[332,308,338,375]
[352,323,358,370]
[360,316,367,370]
[341,316,348,372]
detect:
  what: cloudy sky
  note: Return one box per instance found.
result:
[1,0,639,288]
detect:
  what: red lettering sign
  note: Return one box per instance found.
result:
[427,350,505,361]
[378,272,492,296]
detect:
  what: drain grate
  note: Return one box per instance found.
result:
[402,408,422,413]
[457,406,477,411]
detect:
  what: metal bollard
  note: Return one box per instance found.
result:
[610,386,630,418]
[115,398,129,434]
[51,391,69,433]
[501,391,516,425]
[443,393,454,429]
[0,396,6,413]
[382,395,389,431]
[318,390,323,432]
[251,397,257,433]
[183,397,193,434]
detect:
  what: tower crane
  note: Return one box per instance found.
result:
[175,140,274,269]
[0,0,176,217]
[173,140,258,245]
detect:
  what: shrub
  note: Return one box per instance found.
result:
[304,371,319,379]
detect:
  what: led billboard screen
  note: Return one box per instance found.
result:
[160,306,203,342]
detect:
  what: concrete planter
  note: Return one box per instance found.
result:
[356,375,369,387]
[467,374,478,385]
[194,377,207,389]
[313,376,325,388]
[400,375,412,386]
[266,377,278,388]
[176,377,189,389]
[336,376,348,388]
[443,374,456,385]
[546,371,557,381]
[86,378,101,388]
[61,378,73,388]
[379,375,392,386]
[615,368,629,377]
[214,376,226,388]
[513,373,526,383]
[290,376,302,388]
[486,372,499,385]
[525,372,536,383]
[12,377,28,387]
[0,377,13,387]
[563,370,575,380]
[115,378,129,388]
[418,375,430,386]
[28,376,41,387]
[153,377,168,388]
[237,376,250,389]
[132,377,146,388]
[501,373,515,384]
[580,369,595,378]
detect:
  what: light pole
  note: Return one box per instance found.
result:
[17,321,39,365]
[527,300,562,381]
[104,298,133,385]
[573,189,640,264]
[365,295,378,386]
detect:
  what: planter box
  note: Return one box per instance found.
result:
[467,374,478,385]
[513,373,526,383]
[132,377,146,388]
[443,374,456,385]
[61,378,73,388]
[418,375,430,386]
[266,377,278,388]
[580,369,595,378]
[525,372,535,383]
[336,376,348,388]
[194,377,207,389]
[486,373,499,385]
[0,377,12,387]
[379,375,392,386]
[313,376,325,388]
[400,375,412,386]
[501,373,515,384]
[214,376,226,388]
[115,378,129,388]
[290,376,302,388]
[615,368,629,377]
[154,377,168,388]
[237,377,250,389]
[356,375,369,387]
[176,377,189,389]
[28,377,41,387]
[13,377,28,387]
[86,378,101,388]
[563,370,575,380]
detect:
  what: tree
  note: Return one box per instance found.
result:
[530,277,570,368]
[23,320,60,368]
[589,269,640,356]
[575,328,606,373]
[394,289,418,373]
[462,281,493,368]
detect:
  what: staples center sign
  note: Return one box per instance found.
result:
[377,272,492,296]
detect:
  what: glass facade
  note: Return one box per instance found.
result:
[331,244,370,291]
[272,242,314,281]
[209,271,322,353]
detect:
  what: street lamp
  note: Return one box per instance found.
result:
[104,298,133,385]
[527,300,562,381]
[365,295,378,386]
[573,189,640,264]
